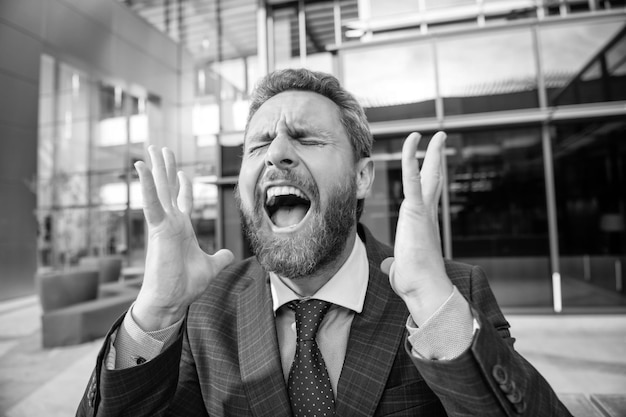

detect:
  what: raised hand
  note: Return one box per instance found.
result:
[132,146,234,331]
[382,132,453,325]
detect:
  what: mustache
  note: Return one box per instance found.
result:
[260,169,310,187]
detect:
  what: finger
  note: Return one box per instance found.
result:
[380,257,394,275]
[401,132,423,204]
[420,131,447,203]
[162,148,179,207]
[148,145,173,210]
[210,249,235,274]
[135,161,166,225]
[177,171,193,215]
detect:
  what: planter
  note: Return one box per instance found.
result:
[36,268,99,313]
[79,255,123,283]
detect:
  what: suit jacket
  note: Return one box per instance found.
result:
[76,225,572,417]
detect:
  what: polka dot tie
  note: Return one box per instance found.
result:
[288,299,335,417]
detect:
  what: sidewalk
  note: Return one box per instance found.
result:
[0,295,624,416]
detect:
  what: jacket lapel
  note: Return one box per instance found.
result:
[237,263,292,417]
[335,226,409,416]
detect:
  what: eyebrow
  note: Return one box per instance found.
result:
[302,124,334,140]
[246,131,272,144]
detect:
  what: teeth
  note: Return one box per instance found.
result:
[266,186,309,203]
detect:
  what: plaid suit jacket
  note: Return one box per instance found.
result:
[77,225,571,416]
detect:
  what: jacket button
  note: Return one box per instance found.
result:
[87,385,95,407]
[500,380,516,394]
[515,400,527,413]
[507,388,523,404]
[492,364,508,384]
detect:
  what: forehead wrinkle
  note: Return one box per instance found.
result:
[245,91,344,145]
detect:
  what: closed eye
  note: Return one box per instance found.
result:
[299,139,325,147]
[247,143,269,155]
[246,134,272,155]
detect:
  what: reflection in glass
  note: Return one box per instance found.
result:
[362,128,551,308]
[36,55,161,269]
[272,5,301,70]
[553,119,626,307]
[192,182,219,256]
[362,134,431,246]
[446,128,548,255]
[303,1,340,74]
[343,42,437,121]
[540,21,626,106]
[369,0,420,19]
[437,29,538,115]
[424,0,475,11]
[447,127,551,307]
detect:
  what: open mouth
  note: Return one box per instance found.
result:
[265,186,311,229]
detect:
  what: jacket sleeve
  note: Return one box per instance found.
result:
[408,264,573,417]
[75,314,207,417]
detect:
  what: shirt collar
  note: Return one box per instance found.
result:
[269,235,369,314]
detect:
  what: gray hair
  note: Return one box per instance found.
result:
[245,68,373,161]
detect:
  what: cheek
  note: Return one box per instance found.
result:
[238,163,260,210]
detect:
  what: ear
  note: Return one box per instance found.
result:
[355,157,374,200]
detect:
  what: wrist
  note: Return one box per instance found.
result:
[399,280,453,326]
[133,294,188,331]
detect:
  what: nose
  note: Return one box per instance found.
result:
[265,134,298,170]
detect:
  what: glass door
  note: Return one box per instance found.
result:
[553,119,626,309]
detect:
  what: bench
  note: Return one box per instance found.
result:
[41,279,140,348]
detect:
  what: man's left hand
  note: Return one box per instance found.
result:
[382,131,454,325]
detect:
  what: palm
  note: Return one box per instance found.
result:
[142,212,208,304]
[133,146,233,329]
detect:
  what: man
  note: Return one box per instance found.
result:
[77,68,571,416]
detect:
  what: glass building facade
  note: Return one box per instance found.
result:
[33,0,626,311]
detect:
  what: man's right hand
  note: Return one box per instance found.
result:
[131,146,234,331]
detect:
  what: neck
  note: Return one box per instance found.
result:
[278,228,357,297]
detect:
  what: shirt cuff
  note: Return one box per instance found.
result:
[106,303,184,370]
[406,286,478,360]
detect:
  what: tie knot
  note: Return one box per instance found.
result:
[290,299,331,341]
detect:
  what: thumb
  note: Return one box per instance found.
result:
[210,249,235,274]
[380,257,395,276]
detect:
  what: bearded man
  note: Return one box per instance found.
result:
[77,68,571,417]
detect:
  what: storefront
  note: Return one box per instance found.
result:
[34,0,626,310]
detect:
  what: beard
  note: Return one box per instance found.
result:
[236,170,357,279]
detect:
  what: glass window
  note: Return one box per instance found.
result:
[424,0,476,11]
[220,141,243,177]
[38,55,56,210]
[447,127,551,308]
[482,0,538,25]
[540,20,626,106]
[37,59,92,267]
[553,118,626,308]
[437,28,538,115]
[447,127,548,255]
[221,184,253,261]
[192,182,219,255]
[361,133,433,246]
[272,5,301,70]
[56,63,90,173]
[302,1,337,74]
[342,42,437,122]
[269,1,337,74]
[361,127,551,308]
[369,0,421,18]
